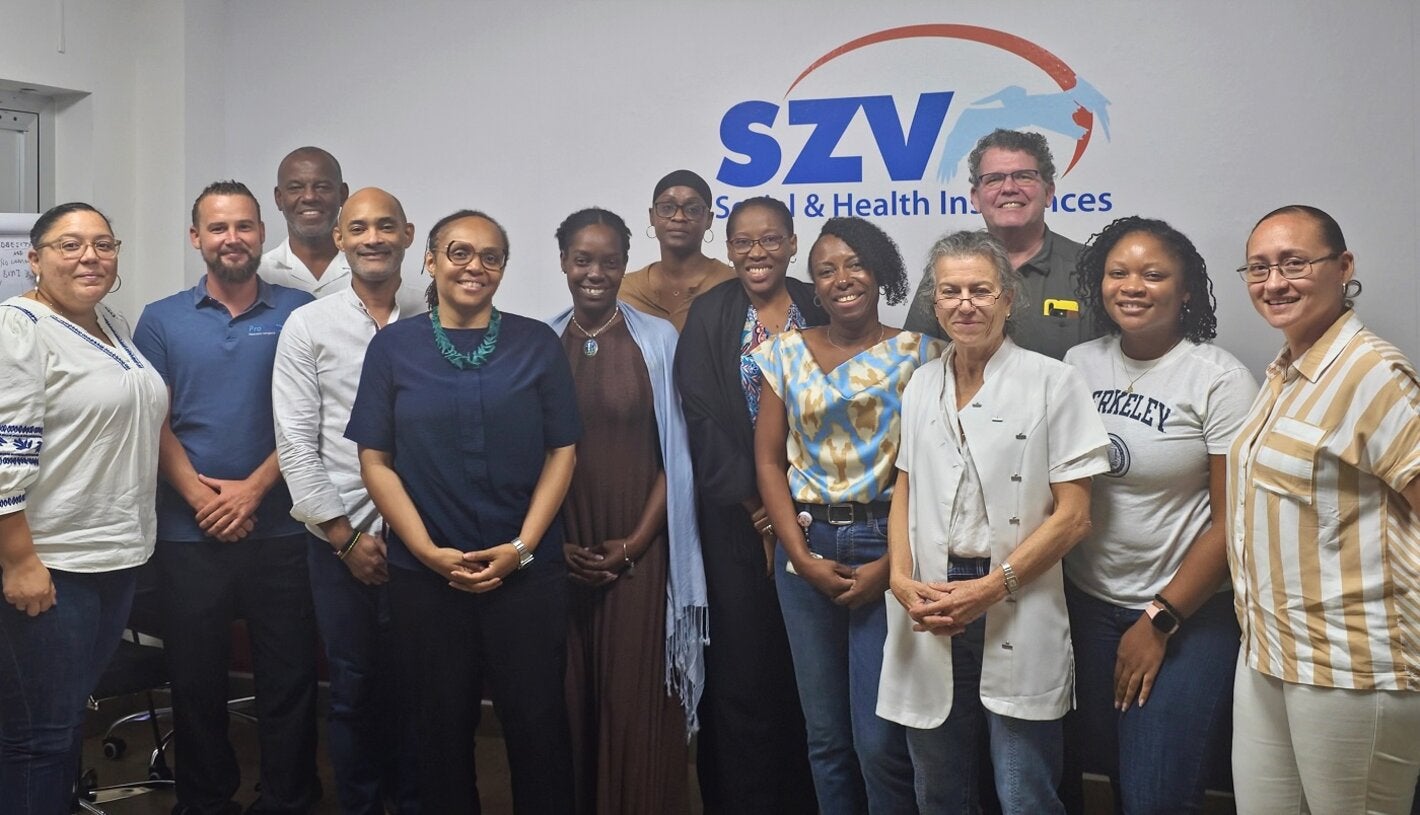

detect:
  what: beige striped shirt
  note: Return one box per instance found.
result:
[1227,311,1420,691]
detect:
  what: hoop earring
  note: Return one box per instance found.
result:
[109,274,122,293]
[790,255,797,265]
[1343,279,1362,299]
[646,225,656,239]
[812,295,821,307]
[703,229,715,244]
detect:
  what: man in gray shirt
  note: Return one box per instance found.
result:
[904,129,1099,359]
[272,187,425,813]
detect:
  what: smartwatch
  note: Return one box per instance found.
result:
[510,537,534,571]
[1145,601,1180,636]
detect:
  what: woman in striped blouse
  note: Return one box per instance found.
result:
[1228,205,1420,814]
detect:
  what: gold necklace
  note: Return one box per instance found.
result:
[1115,341,1178,393]
[571,306,620,357]
[826,323,885,352]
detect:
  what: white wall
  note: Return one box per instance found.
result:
[3,0,1416,372]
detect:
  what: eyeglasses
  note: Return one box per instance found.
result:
[445,241,507,270]
[1235,254,1338,283]
[974,170,1043,190]
[728,235,786,255]
[653,201,709,220]
[37,238,121,259]
[935,290,1003,309]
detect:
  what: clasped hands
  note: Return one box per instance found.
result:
[424,542,524,594]
[795,554,890,610]
[191,473,261,541]
[564,537,641,587]
[889,574,1002,637]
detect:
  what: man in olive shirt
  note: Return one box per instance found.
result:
[904,129,1099,359]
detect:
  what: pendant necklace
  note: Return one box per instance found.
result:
[572,306,620,357]
[826,323,885,352]
[1115,339,1178,393]
[430,305,501,370]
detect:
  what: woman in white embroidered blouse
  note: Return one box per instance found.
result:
[0,203,167,814]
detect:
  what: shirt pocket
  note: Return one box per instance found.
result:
[1251,416,1325,506]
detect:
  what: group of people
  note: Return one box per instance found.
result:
[1,129,1416,815]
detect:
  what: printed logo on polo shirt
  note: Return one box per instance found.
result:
[247,323,283,337]
[713,24,1115,220]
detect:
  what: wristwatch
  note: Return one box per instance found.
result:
[510,537,534,570]
[1145,600,1180,636]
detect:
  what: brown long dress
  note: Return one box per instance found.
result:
[560,318,689,815]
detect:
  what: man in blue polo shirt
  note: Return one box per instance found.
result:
[134,180,319,815]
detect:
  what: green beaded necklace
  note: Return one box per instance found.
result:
[430,305,501,369]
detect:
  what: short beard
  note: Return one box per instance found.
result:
[208,254,260,284]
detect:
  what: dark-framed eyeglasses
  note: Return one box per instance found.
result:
[728,235,786,255]
[935,290,1004,309]
[445,241,507,270]
[1235,254,1338,283]
[37,238,121,259]
[974,170,1043,190]
[653,201,709,220]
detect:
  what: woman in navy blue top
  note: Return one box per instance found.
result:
[346,209,580,813]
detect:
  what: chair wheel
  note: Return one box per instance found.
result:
[149,764,173,781]
[103,736,127,759]
[79,767,99,794]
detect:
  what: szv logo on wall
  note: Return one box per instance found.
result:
[714,24,1115,221]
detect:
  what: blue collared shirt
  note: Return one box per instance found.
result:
[134,276,314,541]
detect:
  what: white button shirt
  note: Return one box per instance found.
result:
[259,238,354,299]
[877,339,1109,725]
[272,283,428,541]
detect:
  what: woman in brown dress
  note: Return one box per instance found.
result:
[547,207,708,814]
[619,169,736,331]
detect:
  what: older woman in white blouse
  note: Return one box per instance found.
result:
[0,203,167,814]
[877,230,1108,814]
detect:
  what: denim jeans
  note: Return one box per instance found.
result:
[306,535,419,814]
[905,559,1064,815]
[0,566,138,814]
[1066,582,1238,814]
[774,514,917,815]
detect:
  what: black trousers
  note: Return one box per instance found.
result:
[155,536,319,814]
[387,559,574,814]
[695,503,817,815]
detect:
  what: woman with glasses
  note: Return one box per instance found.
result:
[619,170,736,331]
[877,230,1109,814]
[546,207,706,814]
[0,203,167,813]
[1227,205,1420,813]
[1061,216,1258,812]
[675,195,823,813]
[753,216,941,814]
[347,209,580,812]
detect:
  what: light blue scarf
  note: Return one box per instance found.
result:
[548,302,708,736]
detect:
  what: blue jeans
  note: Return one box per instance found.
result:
[0,566,138,814]
[905,559,1064,815]
[774,514,916,815]
[1066,582,1238,814]
[306,535,419,814]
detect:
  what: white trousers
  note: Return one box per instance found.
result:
[1232,659,1420,814]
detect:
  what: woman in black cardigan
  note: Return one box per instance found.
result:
[675,196,826,814]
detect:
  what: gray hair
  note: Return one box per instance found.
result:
[967,129,1057,186]
[920,230,1026,334]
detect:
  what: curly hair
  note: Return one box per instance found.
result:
[1075,215,1218,343]
[812,217,910,306]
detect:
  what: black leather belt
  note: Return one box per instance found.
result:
[798,501,892,526]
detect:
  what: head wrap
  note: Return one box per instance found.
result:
[652,170,713,206]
